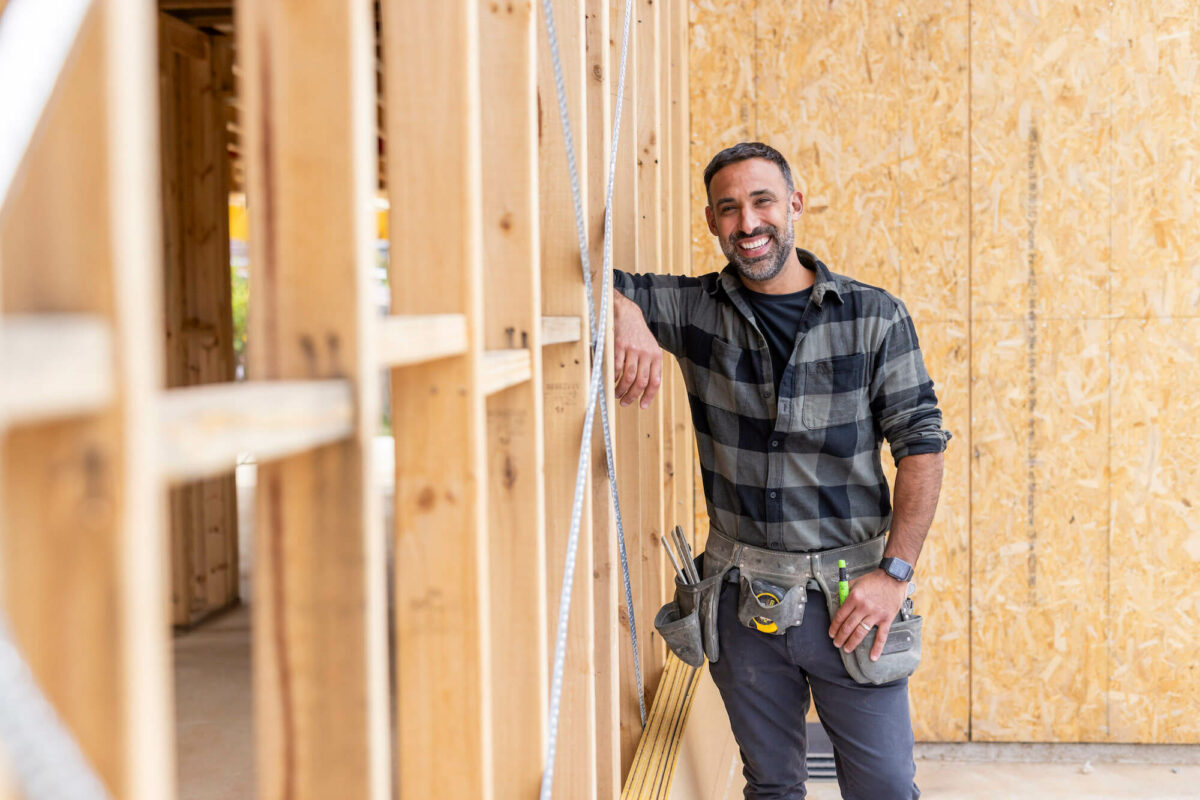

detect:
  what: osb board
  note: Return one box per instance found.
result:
[970,320,1109,741]
[906,321,970,742]
[1110,1,1200,319]
[970,0,1111,321]
[687,0,754,279]
[1108,319,1200,742]
[897,0,970,324]
[756,0,901,295]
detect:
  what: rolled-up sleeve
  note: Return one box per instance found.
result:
[612,270,694,358]
[868,301,952,465]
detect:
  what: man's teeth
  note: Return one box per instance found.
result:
[738,236,769,250]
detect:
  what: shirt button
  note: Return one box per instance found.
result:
[761,388,771,398]
[769,491,778,499]
[771,440,780,447]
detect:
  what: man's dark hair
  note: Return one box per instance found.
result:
[703,142,795,204]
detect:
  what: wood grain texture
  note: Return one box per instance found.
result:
[238,0,389,797]
[1111,1,1200,320]
[480,0,549,794]
[906,321,970,742]
[758,0,901,294]
[970,0,1111,322]
[159,12,239,627]
[970,320,1109,741]
[539,0,599,795]
[1109,319,1200,742]
[381,0,493,796]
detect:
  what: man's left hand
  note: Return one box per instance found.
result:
[828,570,908,661]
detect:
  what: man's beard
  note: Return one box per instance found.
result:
[722,224,794,283]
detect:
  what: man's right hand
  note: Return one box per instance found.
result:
[613,292,663,409]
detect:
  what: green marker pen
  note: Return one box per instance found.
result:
[837,559,849,605]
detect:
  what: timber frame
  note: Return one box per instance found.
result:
[0,0,693,797]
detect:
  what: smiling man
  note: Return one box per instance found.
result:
[613,142,950,800]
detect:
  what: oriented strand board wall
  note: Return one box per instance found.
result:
[689,0,1200,744]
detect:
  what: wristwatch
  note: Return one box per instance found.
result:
[879,556,914,583]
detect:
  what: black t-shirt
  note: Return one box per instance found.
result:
[742,286,812,395]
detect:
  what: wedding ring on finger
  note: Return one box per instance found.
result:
[859,622,872,632]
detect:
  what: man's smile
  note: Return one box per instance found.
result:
[734,233,773,258]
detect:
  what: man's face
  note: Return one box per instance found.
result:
[705,157,804,284]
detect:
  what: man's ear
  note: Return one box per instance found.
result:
[705,205,718,236]
[792,191,804,220]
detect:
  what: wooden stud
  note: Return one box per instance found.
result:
[610,0,645,774]
[376,313,468,367]
[479,0,549,794]
[482,349,535,396]
[159,380,355,482]
[381,0,494,796]
[0,315,113,427]
[585,1,622,795]
[538,0,599,796]
[633,0,666,712]
[237,0,390,797]
[541,314,584,345]
[0,2,175,796]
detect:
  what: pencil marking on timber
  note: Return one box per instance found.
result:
[258,29,280,378]
[1025,122,1039,595]
[268,477,296,799]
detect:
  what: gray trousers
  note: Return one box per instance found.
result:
[708,582,920,800]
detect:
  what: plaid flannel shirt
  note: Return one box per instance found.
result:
[614,249,951,552]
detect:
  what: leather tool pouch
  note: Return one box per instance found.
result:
[654,554,724,666]
[813,570,923,685]
[735,571,806,635]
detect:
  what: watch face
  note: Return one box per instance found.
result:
[882,557,912,581]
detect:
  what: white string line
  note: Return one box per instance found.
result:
[538,0,639,797]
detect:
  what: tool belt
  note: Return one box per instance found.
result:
[654,530,923,685]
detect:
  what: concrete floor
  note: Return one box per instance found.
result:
[174,604,1200,800]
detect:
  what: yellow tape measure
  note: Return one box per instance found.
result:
[752,586,782,634]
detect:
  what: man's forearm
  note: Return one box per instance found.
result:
[884,451,944,568]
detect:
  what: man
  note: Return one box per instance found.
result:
[612,142,949,800]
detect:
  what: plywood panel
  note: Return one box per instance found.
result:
[687,0,755,279]
[1111,1,1200,320]
[970,1,1111,321]
[970,319,1109,741]
[1109,318,1200,742]
[757,0,901,295]
[897,0,970,325]
[907,321,970,742]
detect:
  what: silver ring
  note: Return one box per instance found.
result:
[859,622,872,632]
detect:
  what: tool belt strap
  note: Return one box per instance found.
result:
[702,529,886,588]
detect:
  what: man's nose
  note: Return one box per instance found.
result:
[737,208,760,234]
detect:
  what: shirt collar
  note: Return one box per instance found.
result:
[715,248,845,309]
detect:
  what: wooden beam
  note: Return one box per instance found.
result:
[0,315,113,428]
[482,349,533,396]
[377,313,468,366]
[541,314,583,345]
[0,3,175,796]
[381,0,493,796]
[480,0,548,792]
[159,380,355,482]
[669,0,691,547]
[609,0,645,776]
[237,0,390,797]
[585,1,621,795]
[539,0,598,796]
